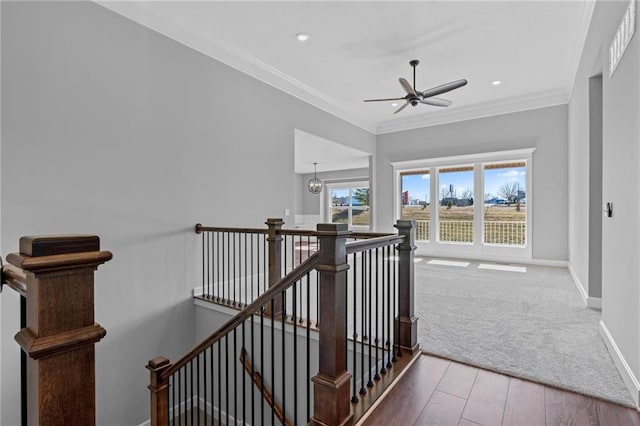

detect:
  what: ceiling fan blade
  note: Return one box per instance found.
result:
[422,79,468,98]
[420,97,452,107]
[363,97,406,102]
[394,101,410,114]
[399,78,417,96]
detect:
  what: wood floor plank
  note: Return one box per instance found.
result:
[437,362,479,399]
[461,369,510,426]
[502,377,545,426]
[362,355,450,426]
[545,386,598,426]
[596,399,640,426]
[415,390,466,426]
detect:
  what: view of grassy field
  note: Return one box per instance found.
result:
[401,204,526,245]
[401,205,526,221]
[331,204,525,244]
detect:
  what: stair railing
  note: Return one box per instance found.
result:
[150,219,418,425]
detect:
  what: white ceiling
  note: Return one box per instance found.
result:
[98,1,594,135]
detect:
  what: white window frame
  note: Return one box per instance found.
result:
[324,180,371,231]
[392,148,534,260]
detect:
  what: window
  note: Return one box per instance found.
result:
[483,162,527,246]
[438,166,474,243]
[327,182,370,230]
[400,171,430,241]
[392,149,533,259]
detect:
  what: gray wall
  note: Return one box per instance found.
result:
[376,105,569,261]
[0,2,374,425]
[569,0,640,385]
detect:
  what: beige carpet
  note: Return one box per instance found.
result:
[414,257,634,407]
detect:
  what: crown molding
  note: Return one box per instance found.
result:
[95,1,378,134]
[95,1,580,137]
[375,88,569,135]
[566,0,597,100]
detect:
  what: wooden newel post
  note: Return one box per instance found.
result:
[266,218,284,315]
[311,223,353,426]
[6,235,112,426]
[394,219,420,355]
[147,356,171,426]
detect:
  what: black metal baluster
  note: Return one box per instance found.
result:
[216,232,220,302]
[299,236,303,323]
[251,233,254,304]
[386,246,392,369]
[245,233,248,307]
[306,272,311,422]
[203,347,208,425]
[375,247,381,381]
[207,232,215,300]
[367,250,374,388]
[393,245,398,362]
[263,234,267,294]
[169,375,174,426]
[281,290,286,425]
[242,322,246,424]
[218,343,222,425]
[234,329,237,424]
[225,335,229,425]
[209,345,216,425]
[202,232,206,298]
[352,252,359,403]
[197,355,201,425]
[251,314,255,426]
[233,232,237,306]
[190,360,194,425]
[293,281,298,425]
[283,235,287,278]
[226,232,230,304]
[360,251,366,396]
[380,246,387,375]
[177,369,181,426]
[261,305,265,425]
[271,299,275,426]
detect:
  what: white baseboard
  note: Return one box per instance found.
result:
[568,263,588,306]
[599,321,640,408]
[587,297,602,310]
[567,263,602,310]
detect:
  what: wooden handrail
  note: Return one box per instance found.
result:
[2,263,28,297]
[195,223,267,235]
[161,251,320,380]
[346,234,405,255]
[194,222,394,239]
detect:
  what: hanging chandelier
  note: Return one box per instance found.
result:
[308,163,323,194]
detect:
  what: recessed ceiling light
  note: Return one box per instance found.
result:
[391,102,399,107]
[296,33,310,42]
[492,80,502,86]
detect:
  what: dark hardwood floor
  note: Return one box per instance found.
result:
[360,354,640,426]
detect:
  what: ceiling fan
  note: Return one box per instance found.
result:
[364,60,467,114]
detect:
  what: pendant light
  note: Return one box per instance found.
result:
[307,163,323,194]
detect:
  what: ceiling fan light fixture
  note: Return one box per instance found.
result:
[308,162,322,194]
[492,80,502,86]
[296,32,310,42]
[391,102,399,107]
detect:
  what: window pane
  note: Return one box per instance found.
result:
[331,189,349,224]
[400,172,430,241]
[351,188,370,226]
[483,162,526,245]
[438,167,474,242]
